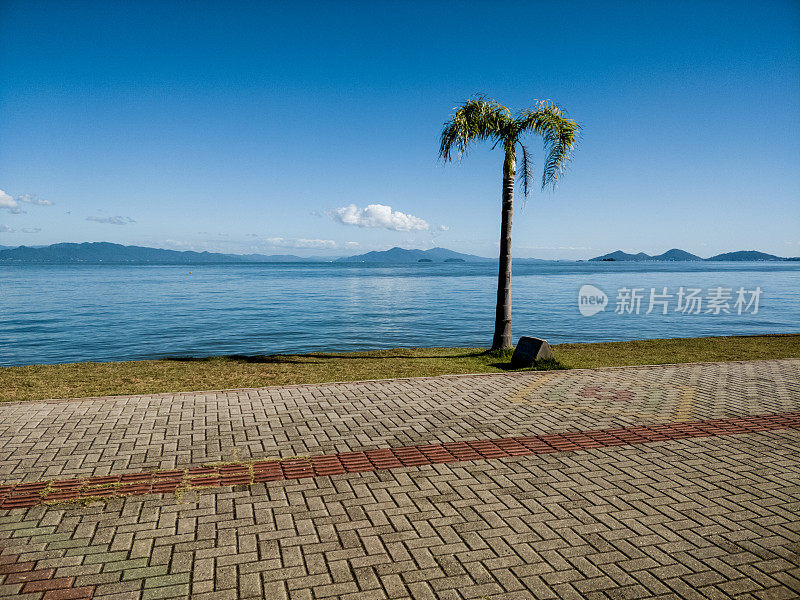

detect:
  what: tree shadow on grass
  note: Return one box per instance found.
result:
[159,349,492,365]
[159,350,569,374]
[160,355,307,365]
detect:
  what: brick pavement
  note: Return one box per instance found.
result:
[0,359,798,599]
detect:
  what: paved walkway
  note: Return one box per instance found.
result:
[0,359,798,599]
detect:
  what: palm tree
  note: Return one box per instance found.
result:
[439,95,580,350]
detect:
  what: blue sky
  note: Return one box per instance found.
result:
[1,0,798,259]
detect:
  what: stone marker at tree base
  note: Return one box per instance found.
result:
[511,336,553,368]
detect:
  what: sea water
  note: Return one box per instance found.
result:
[1,261,798,366]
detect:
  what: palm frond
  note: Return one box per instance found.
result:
[519,143,533,198]
[439,95,513,162]
[515,100,580,189]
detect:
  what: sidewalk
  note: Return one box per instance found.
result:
[0,359,798,599]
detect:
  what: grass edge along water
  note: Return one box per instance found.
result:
[1,334,798,403]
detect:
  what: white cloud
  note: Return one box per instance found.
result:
[0,190,52,212]
[0,191,16,209]
[0,190,22,213]
[344,241,359,249]
[439,225,450,231]
[0,224,39,234]
[330,204,429,231]
[266,237,337,249]
[86,215,136,225]
[18,194,52,206]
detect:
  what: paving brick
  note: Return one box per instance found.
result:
[5,567,55,583]
[0,583,23,597]
[0,559,34,574]
[42,587,95,600]
[143,572,191,588]
[21,576,75,593]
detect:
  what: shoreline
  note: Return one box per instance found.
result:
[1,334,798,403]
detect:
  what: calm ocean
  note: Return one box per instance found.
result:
[1,261,798,366]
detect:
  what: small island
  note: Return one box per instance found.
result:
[589,248,796,262]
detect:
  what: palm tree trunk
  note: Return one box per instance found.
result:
[491,151,515,350]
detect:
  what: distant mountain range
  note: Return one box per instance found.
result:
[0,242,320,264]
[0,243,501,265]
[590,249,702,261]
[336,246,492,263]
[589,248,798,262]
[0,242,797,264]
[705,250,799,261]
[337,246,556,263]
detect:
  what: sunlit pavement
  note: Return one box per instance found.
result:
[0,359,798,599]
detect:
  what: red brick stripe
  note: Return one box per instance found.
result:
[1,412,798,510]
